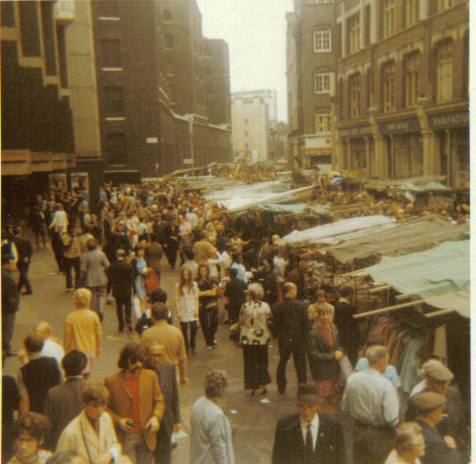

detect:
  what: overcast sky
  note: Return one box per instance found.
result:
[197,0,295,122]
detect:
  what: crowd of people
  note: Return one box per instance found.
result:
[1,178,469,464]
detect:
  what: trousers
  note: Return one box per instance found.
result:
[276,340,307,394]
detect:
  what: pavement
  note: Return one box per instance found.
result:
[4,244,313,464]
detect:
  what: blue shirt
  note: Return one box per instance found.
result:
[355,358,401,389]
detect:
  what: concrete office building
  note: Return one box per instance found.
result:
[286,0,336,171]
[1,0,76,219]
[334,0,469,186]
[231,92,270,162]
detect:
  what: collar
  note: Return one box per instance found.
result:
[28,352,43,361]
[300,413,319,432]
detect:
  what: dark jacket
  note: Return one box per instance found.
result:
[1,268,19,313]
[333,300,359,364]
[145,362,180,438]
[307,326,342,381]
[14,236,33,264]
[224,277,248,308]
[271,297,309,346]
[416,419,463,464]
[21,356,61,413]
[44,376,88,449]
[108,259,135,300]
[272,412,346,464]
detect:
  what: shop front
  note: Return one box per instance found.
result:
[428,110,469,187]
[337,125,373,175]
[377,117,422,180]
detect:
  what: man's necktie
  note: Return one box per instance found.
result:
[305,422,313,455]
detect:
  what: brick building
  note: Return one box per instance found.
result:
[334,0,469,186]
[92,0,232,181]
[286,0,335,171]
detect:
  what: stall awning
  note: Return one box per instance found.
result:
[278,215,395,247]
[256,203,330,215]
[364,239,469,307]
[325,215,469,263]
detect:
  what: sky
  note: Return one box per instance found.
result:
[196,0,295,122]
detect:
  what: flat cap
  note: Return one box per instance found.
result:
[411,392,446,412]
[297,384,325,405]
[420,359,453,382]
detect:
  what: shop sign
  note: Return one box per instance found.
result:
[378,117,420,135]
[428,110,469,130]
[338,125,373,139]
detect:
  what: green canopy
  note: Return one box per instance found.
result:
[365,239,469,299]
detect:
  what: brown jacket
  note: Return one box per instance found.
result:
[104,368,165,450]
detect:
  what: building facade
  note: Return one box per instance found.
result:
[334,0,469,186]
[92,0,232,180]
[286,0,336,171]
[231,92,270,162]
[1,0,76,219]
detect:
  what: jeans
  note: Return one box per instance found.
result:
[17,263,32,293]
[180,320,198,352]
[199,306,218,347]
[122,432,153,464]
[116,297,132,331]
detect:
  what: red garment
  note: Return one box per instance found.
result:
[127,376,142,433]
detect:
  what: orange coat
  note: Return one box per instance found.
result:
[104,369,165,450]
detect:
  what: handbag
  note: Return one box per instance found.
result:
[144,267,160,294]
[338,355,354,387]
[229,322,241,345]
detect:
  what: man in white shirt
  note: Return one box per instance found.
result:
[341,345,399,464]
[34,321,64,376]
[271,384,346,464]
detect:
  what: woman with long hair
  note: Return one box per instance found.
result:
[238,283,272,396]
[306,304,344,415]
[196,264,218,350]
[176,269,199,355]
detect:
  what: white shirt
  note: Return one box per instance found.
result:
[300,413,319,451]
[341,368,399,426]
[175,282,199,322]
[42,338,65,380]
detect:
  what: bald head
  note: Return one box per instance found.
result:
[34,321,51,340]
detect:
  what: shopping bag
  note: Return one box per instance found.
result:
[132,295,142,319]
[338,355,354,388]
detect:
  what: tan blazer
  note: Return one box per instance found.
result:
[104,369,165,450]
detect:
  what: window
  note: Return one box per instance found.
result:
[19,1,41,57]
[1,2,15,27]
[101,39,121,67]
[245,130,249,137]
[314,71,331,93]
[462,33,469,99]
[437,0,453,12]
[165,34,173,49]
[315,111,331,133]
[364,6,371,46]
[349,73,361,117]
[404,52,420,107]
[313,27,332,52]
[405,0,419,27]
[41,2,56,75]
[163,9,172,22]
[348,14,360,54]
[365,68,372,110]
[382,61,396,112]
[104,87,125,117]
[204,67,212,77]
[336,23,342,58]
[99,1,119,18]
[436,40,453,103]
[382,0,395,38]
[165,60,174,75]
[106,133,126,165]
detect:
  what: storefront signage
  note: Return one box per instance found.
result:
[378,117,420,135]
[338,125,373,139]
[428,110,469,130]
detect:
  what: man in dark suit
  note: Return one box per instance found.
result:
[17,333,61,414]
[44,350,89,449]
[272,384,346,464]
[108,248,135,332]
[271,282,309,394]
[2,253,20,355]
[14,226,33,295]
[224,267,248,323]
[144,342,181,464]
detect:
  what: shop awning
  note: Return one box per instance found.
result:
[325,215,469,263]
[364,239,469,300]
[255,203,330,215]
[278,215,395,247]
